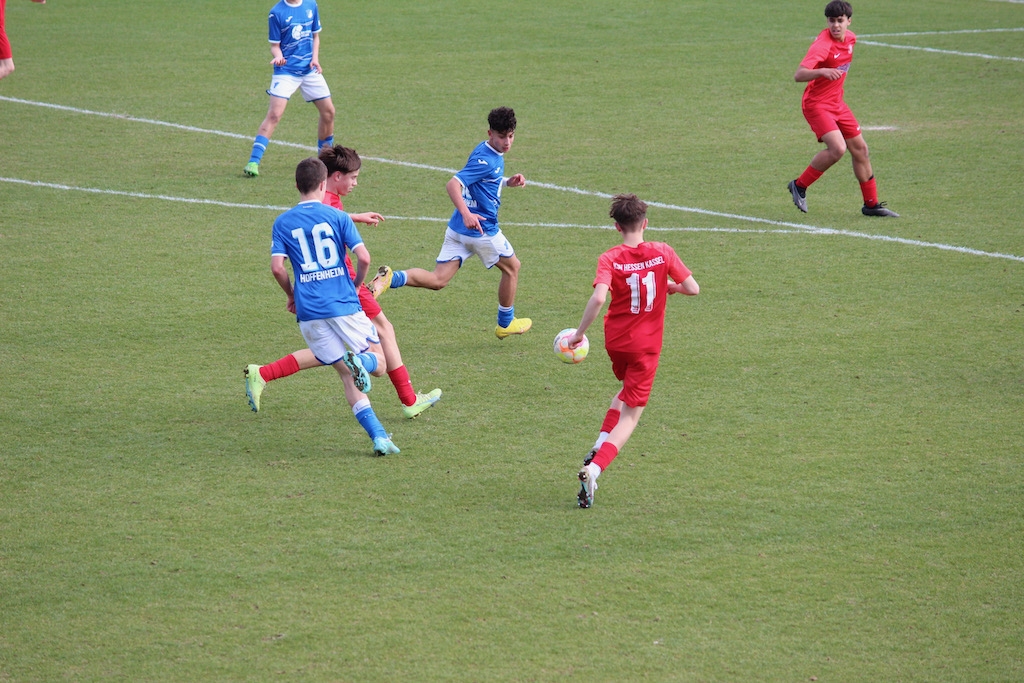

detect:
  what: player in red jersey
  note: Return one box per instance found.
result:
[0,0,47,82]
[245,146,442,419]
[787,1,899,218]
[568,194,699,508]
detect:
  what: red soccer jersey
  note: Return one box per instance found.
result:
[800,28,856,110]
[595,241,691,354]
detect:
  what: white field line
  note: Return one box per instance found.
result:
[858,27,1024,63]
[2,96,1023,263]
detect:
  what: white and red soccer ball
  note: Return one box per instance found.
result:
[553,328,589,364]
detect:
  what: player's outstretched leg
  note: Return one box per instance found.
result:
[343,351,372,393]
[244,364,267,412]
[403,388,443,419]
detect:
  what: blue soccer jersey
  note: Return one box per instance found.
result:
[268,0,322,77]
[448,141,507,237]
[271,201,364,322]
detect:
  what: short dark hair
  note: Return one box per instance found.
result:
[488,107,517,134]
[295,157,327,194]
[319,145,361,175]
[825,1,852,19]
[609,193,648,229]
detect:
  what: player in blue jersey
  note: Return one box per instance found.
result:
[270,157,399,457]
[370,107,532,340]
[244,0,336,177]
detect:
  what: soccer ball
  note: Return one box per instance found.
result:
[554,328,589,364]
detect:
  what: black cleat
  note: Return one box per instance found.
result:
[788,180,808,213]
[862,202,899,217]
[583,448,597,467]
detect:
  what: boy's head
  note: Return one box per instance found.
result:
[319,145,362,196]
[295,157,328,195]
[487,106,517,154]
[609,193,648,232]
[825,1,852,19]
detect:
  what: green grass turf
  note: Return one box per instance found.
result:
[2,0,1023,680]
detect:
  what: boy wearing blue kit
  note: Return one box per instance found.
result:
[244,0,336,177]
[270,157,399,457]
[370,107,532,340]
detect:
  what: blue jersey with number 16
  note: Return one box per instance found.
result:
[271,201,363,322]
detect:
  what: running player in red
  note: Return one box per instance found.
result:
[0,0,47,82]
[245,146,442,418]
[787,1,899,218]
[568,194,700,509]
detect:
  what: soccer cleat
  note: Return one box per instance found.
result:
[787,180,808,213]
[862,202,899,218]
[372,436,400,457]
[368,265,393,299]
[343,351,372,393]
[583,448,597,467]
[495,317,533,339]
[243,162,260,177]
[244,364,266,413]
[402,388,442,419]
[577,467,597,509]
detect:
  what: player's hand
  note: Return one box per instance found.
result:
[506,174,526,188]
[568,331,585,348]
[462,212,486,234]
[286,295,296,314]
[821,68,844,81]
[311,61,322,74]
[272,56,287,66]
[351,212,385,226]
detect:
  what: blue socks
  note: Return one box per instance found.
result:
[318,135,334,151]
[357,352,378,374]
[497,305,515,329]
[390,270,408,288]
[352,399,387,440]
[248,135,269,164]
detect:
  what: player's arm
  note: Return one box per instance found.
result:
[668,275,699,296]
[794,66,843,82]
[271,255,296,312]
[351,244,371,286]
[570,283,609,348]
[310,31,322,73]
[349,212,385,226]
[504,174,526,188]
[269,42,285,66]
[446,176,485,233]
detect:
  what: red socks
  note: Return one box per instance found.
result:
[259,353,301,382]
[860,176,879,207]
[388,365,417,406]
[796,166,824,190]
[591,442,619,471]
[600,408,621,434]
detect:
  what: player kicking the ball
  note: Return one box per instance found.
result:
[267,156,398,457]
[246,146,441,420]
[568,194,699,508]
[787,1,899,218]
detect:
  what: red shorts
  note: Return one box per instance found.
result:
[357,283,381,319]
[803,101,861,142]
[607,349,660,408]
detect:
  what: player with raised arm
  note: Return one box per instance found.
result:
[370,107,532,340]
[787,1,898,217]
[570,194,699,509]
[269,157,398,457]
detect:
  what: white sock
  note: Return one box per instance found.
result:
[593,433,609,451]
[586,462,602,481]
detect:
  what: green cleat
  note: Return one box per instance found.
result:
[244,364,266,412]
[243,161,260,177]
[402,388,442,419]
[495,317,532,339]
[368,265,393,299]
[343,351,372,392]
[372,436,400,457]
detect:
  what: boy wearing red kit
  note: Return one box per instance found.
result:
[569,194,700,509]
[0,0,47,82]
[787,1,899,218]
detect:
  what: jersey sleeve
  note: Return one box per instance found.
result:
[799,34,829,69]
[661,243,692,284]
[594,251,615,288]
[268,12,282,43]
[270,218,289,258]
[454,153,494,188]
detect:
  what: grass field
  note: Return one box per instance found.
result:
[2,0,1023,680]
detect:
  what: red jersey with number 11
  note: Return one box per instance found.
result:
[595,241,691,354]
